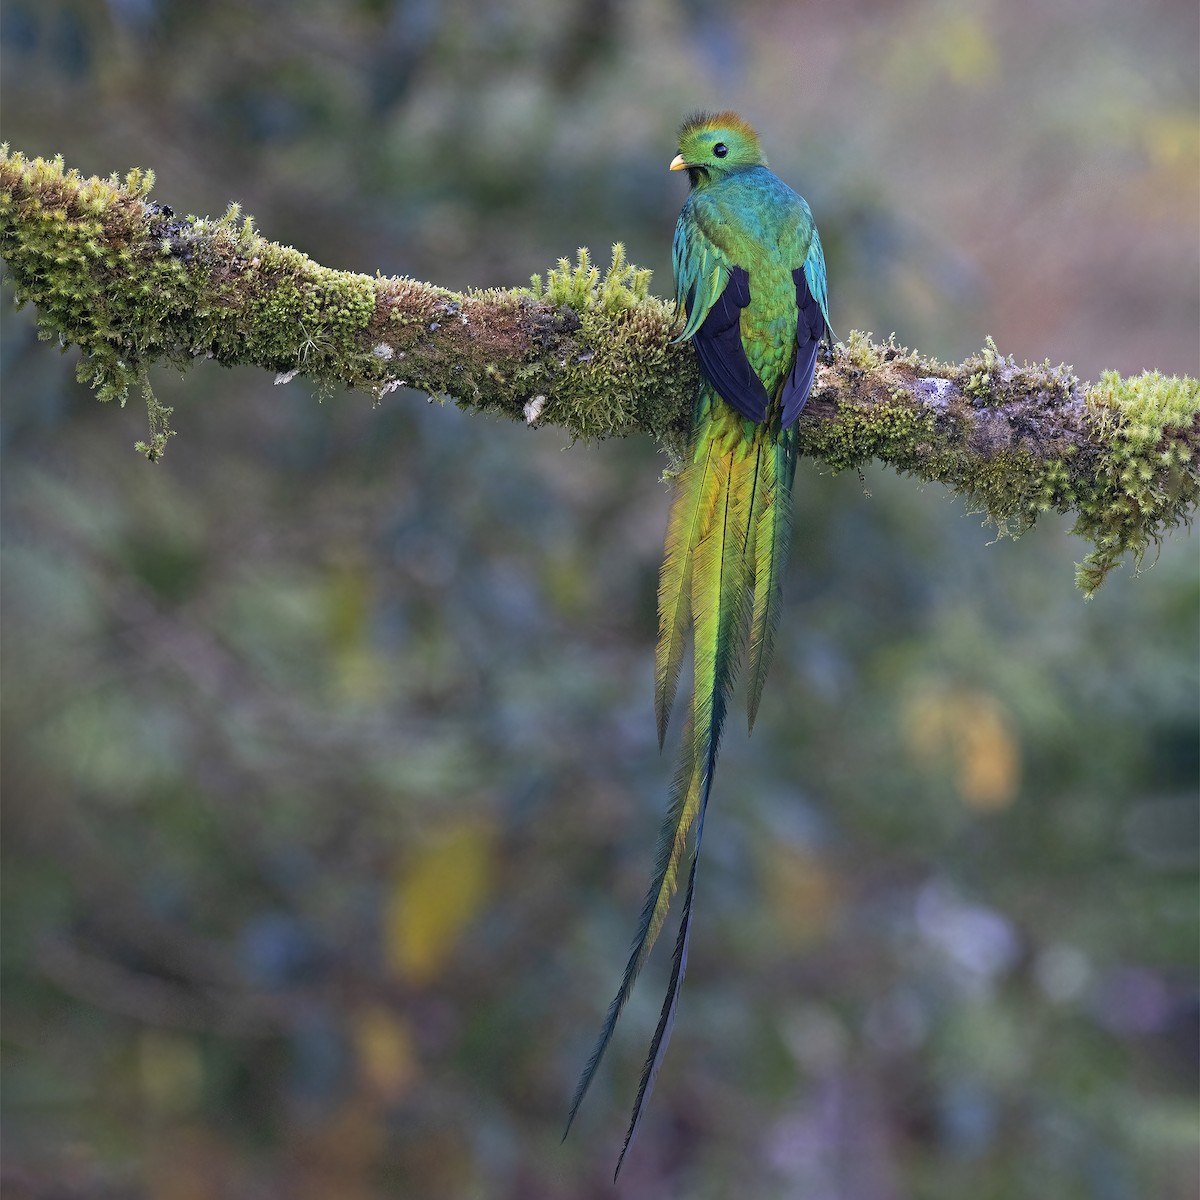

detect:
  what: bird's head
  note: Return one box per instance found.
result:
[670,111,765,187]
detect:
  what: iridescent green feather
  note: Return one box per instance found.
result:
[655,418,721,747]
[565,415,745,1134]
[746,426,798,730]
[614,404,756,1161]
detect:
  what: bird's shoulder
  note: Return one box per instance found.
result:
[680,168,815,266]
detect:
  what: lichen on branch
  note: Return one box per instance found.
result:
[0,146,1196,594]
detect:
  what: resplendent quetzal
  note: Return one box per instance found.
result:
[565,111,833,1176]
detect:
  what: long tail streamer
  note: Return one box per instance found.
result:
[565,392,797,1175]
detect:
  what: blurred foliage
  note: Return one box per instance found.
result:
[1,1,1197,1198]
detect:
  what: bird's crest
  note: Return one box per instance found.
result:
[677,110,760,142]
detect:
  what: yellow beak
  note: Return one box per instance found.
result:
[669,154,688,171]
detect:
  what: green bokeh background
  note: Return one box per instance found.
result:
[2,2,1197,1197]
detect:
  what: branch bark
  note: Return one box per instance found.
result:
[1,146,1196,593]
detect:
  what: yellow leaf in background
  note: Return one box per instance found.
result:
[325,557,372,654]
[542,547,588,618]
[138,1030,204,1115]
[956,697,1019,811]
[1130,112,1200,220]
[903,681,1020,811]
[764,846,842,948]
[937,12,998,88]
[353,1005,418,1103]
[325,557,388,704]
[883,7,998,93]
[385,819,495,984]
[1143,113,1200,172]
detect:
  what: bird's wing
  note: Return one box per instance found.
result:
[780,224,833,428]
[672,211,770,423]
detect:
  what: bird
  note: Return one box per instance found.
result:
[564,111,833,1176]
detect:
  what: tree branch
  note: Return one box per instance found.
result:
[1,146,1196,593]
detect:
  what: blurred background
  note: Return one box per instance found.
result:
[2,2,1197,1197]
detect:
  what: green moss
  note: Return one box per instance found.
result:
[1070,371,1200,594]
[798,345,1199,589]
[526,243,653,315]
[842,329,883,373]
[802,396,935,472]
[133,375,175,462]
[0,153,211,450]
[521,245,690,445]
[0,148,407,454]
[955,337,1081,410]
[242,256,380,382]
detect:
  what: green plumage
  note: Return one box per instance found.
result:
[566,111,831,1176]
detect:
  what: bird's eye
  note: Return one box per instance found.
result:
[713,143,728,158]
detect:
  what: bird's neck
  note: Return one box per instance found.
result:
[688,163,762,192]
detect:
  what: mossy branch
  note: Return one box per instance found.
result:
[2,147,1196,594]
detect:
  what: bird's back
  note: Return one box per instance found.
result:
[680,166,818,405]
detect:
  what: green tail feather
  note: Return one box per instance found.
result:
[568,399,779,1164]
[562,709,700,1138]
[614,448,752,1170]
[565,438,740,1138]
[614,790,710,1180]
[655,432,721,748]
[746,426,797,730]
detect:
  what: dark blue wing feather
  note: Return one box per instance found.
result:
[780,266,829,428]
[692,266,770,423]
